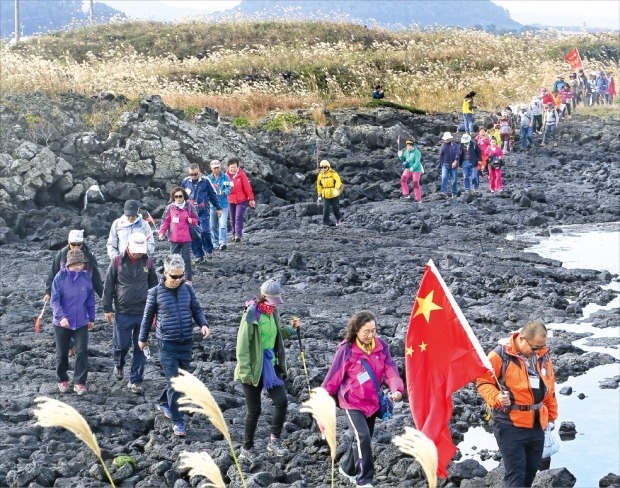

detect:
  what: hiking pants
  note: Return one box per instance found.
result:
[209,206,229,247]
[158,339,193,423]
[531,115,543,133]
[489,167,503,192]
[170,242,192,281]
[55,325,89,385]
[112,313,145,384]
[542,124,557,144]
[341,409,376,487]
[520,127,533,149]
[401,170,422,201]
[463,113,474,133]
[190,209,214,257]
[242,378,288,449]
[493,421,544,487]
[229,200,249,238]
[323,196,342,224]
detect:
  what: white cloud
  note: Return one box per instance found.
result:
[492,0,620,29]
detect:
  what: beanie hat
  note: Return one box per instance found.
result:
[68,229,84,243]
[66,250,87,267]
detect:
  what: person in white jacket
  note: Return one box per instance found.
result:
[106,200,155,260]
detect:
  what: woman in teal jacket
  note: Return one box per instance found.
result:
[398,139,423,202]
[234,279,301,462]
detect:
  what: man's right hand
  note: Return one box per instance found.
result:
[498,391,511,407]
[104,312,114,324]
[138,341,148,350]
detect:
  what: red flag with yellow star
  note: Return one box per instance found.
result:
[405,259,492,478]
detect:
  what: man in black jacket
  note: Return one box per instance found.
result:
[103,233,158,393]
[459,134,483,194]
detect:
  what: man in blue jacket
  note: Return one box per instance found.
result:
[103,233,158,394]
[206,160,233,250]
[138,254,211,437]
[181,163,222,263]
[438,132,462,198]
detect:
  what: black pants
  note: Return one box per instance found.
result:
[531,114,543,133]
[493,421,544,487]
[170,242,192,280]
[241,378,288,449]
[55,325,89,385]
[341,409,376,486]
[323,196,342,225]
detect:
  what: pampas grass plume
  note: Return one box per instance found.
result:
[171,369,229,440]
[300,387,337,460]
[392,427,438,488]
[179,451,225,488]
[33,396,116,488]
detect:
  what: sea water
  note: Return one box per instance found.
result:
[458,223,620,486]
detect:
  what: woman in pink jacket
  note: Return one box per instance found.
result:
[226,157,255,242]
[159,186,199,284]
[322,311,404,488]
[485,139,504,193]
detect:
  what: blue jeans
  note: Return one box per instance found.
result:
[463,113,474,133]
[542,124,557,144]
[210,206,229,247]
[520,127,533,148]
[462,160,475,191]
[441,165,458,195]
[158,339,193,422]
[112,313,145,384]
[190,209,213,257]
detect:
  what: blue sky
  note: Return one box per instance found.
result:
[89,0,620,29]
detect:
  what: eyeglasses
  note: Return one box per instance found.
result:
[189,172,199,177]
[320,166,329,169]
[168,274,184,280]
[174,194,184,199]
[523,336,546,352]
[69,243,83,247]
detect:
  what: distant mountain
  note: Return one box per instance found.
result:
[228,0,522,29]
[0,0,124,39]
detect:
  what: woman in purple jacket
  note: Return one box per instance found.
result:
[322,311,404,487]
[50,249,96,396]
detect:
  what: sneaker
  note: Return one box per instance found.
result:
[240,447,258,463]
[127,382,142,394]
[173,421,186,437]
[219,244,227,251]
[553,142,558,147]
[335,220,341,227]
[192,257,203,266]
[158,403,172,419]
[113,366,123,380]
[490,190,495,193]
[203,254,213,263]
[74,384,87,396]
[234,236,241,243]
[401,195,411,199]
[57,381,70,393]
[338,466,356,485]
[266,437,288,456]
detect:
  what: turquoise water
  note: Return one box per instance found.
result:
[458,223,620,486]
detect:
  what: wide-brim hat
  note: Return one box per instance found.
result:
[441,132,453,141]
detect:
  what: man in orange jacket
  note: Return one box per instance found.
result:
[477,321,558,487]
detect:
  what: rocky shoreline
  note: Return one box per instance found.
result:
[0,93,619,487]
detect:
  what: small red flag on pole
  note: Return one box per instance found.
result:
[564,48,583,70]
[405,259,492,478]
[146,211,159,234]
[34,298,48,333]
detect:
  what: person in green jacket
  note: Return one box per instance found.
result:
[398,139,423,202]
[235,279,301,462]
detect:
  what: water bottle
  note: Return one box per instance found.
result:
[143,346,151,360]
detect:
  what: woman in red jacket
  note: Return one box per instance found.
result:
[158,187,198,284]
[226,158,256,243]
[485,139,504,193]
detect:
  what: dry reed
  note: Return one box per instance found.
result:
[392,427,438,488]
[178,451,225,488]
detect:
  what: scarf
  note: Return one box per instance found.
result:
[356,337,375,355]
[262,349,284,390]
[174,201,186,210]
[257,301,276,315]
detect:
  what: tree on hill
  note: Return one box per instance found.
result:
[0,0,124,39]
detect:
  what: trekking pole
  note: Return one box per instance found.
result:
[34,297,48,333]
[293,318,312,398]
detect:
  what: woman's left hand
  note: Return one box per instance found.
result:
[392,391,403,401]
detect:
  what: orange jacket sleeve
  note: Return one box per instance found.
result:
[476,350,503,408]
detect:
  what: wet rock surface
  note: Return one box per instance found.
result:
[1,93,618,486]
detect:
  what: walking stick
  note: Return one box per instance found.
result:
[294,319,312,398]
[34,298,48,333]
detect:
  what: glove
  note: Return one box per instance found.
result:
[317,197,323,204]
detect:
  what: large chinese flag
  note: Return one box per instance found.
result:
[405,259,492,478]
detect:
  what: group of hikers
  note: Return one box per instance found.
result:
[398,69,617,201]
[39,77,583,486]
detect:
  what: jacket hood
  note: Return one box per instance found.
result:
[117,214,144,229]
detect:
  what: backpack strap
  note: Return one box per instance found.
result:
[116,253,152,270]
[361,358,383,399]
[494,344,520,389]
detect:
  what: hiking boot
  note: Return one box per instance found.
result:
[173,421,186,437]
[57,381,70,393]
[74,384,87,396]
[113,366,123,380]
[158,403,172,419]
[192,257,203,266]
[240,447,258,463]
[266,437,288,456]
[203,254,213,263]
[127,382,142,394]
[338,466,356,485]
[219,244,227,251]
[234,236,241,243]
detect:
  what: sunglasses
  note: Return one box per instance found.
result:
[168,274,184,280]
[189,172,199,177]
[320,166,329,169]
[69,242,83,247]
[174,194,185,199]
